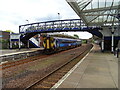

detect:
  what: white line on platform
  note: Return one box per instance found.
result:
[0,48,44,57]
[50,46,94,90]
[0,61,8,65]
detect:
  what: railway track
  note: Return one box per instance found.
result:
[0,47,81,70]
[25,44,93,89]
[0,53,49,70]
[1,44,89,70]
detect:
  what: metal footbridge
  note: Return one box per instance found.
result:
[19,19,102,39]
[19,19,103,48]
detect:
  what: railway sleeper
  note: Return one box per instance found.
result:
[59,71,69,73]
[55,72,66,75]
[42,81,56,85]
[49,76,62,80]
[39,82,55,87]
[55,72,68,76]
[45,78,59,82]
[34,85,50,88]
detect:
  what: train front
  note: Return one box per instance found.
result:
[43,36,56,53]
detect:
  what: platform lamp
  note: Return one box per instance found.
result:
[58,13,61,29]
[58,13,60,20]
[26,19,30,49]
[26,20,29,24]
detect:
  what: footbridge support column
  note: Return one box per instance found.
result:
[19,36,21,50]
[100,26,119,52]
[110,26,116,53]
[28,40,30,49]
[101,37,104,52]
[111,31,114,53]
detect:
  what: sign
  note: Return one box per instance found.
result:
[10,34,20,39]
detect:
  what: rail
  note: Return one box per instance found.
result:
[24,44,93,89]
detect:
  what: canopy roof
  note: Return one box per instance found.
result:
[67,0,120,26]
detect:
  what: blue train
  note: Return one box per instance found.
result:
[43,35,82,54]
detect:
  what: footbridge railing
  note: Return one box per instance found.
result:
[19,19,101,34]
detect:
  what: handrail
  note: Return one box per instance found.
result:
[19,19,102,37]
[30,37,39,46]
[19,19,83,33]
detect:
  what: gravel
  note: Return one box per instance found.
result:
[2,44,92,88]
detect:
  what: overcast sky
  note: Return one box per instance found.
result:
[0,0,92,39]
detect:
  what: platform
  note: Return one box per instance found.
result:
[0,48,43,56]
[52,44,118,89]
[0,48,44,64]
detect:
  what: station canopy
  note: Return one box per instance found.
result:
[67,0,120,26]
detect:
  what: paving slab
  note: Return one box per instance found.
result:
[55,45,118,89]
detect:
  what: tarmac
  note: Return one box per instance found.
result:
[52,44,118,89]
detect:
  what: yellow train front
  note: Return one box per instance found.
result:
[43,36,82,54]
[43,36,56,53]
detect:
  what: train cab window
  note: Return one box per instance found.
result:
[44,40,47,43]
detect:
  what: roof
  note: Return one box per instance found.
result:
[67,0,120,26]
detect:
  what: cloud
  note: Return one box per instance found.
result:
[0,0,78,30]
[0,0,91,39]
[35,13,59,22]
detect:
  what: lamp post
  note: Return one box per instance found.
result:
[57,13,61,29]
[58,13,60,20]
[26,20,29,24]
[101,37,104,52]
[26,19,30,49]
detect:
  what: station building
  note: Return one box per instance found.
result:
[0,31,10,40]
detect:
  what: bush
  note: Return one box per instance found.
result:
[0,39,9,49]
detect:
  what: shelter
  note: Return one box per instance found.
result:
[67,0,120,52]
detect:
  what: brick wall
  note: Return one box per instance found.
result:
[0,31,10,40]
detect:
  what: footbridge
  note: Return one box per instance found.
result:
[19,19,102,48]
[19,19,102,38]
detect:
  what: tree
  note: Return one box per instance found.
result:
[5,30,14,33]
[73,34,79,39]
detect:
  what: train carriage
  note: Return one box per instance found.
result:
[43,36,82,54]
